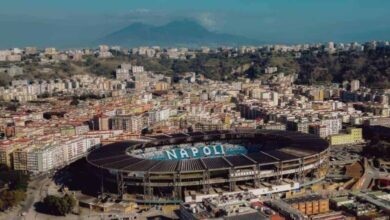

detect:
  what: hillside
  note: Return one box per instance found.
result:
[100,20,261,47]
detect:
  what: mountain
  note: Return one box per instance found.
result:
[100,20,262,47]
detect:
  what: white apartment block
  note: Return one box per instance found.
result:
[131,66,144,73]
[149,108,170,124]
[24,136,101,173]
[320,118,342,136]
[116,68,130,80]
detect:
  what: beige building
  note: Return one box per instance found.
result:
[329,128,363,146]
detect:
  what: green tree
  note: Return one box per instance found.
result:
[245,65,262,79]
[0,165,29,191]
[43,195,60,215]
[43,194,76,216]
[63,194,76,213]
[0,190,26,211]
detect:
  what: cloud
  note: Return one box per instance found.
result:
[129,8,150,15]
[195,12,218,30]
[112,9,172,25]
[113,10,222,31]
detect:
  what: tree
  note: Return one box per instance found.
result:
[63,194,76,213]
[43,195,62,215]
[85,56,95,66]
[0,190,26,211]
[70,98,79,106]
[0,199,4,211]
[42,194,76,216]
[0,73,12,87]
[363,140,390,159]
[0,165,29,191]
[245,65,262,79]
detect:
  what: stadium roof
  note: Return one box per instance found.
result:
[87,129,328,173]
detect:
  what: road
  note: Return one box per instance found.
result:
[1,174,51,220]
[350,191,390,214]
[353,158,390,190]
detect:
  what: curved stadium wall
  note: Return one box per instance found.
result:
[87,129,329,201]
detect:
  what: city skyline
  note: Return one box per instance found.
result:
[1,0,390,48]
[1,2,390,219]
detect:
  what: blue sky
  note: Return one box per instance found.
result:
[0,0,389,48]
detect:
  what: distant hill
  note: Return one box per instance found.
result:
[100,20,262,47]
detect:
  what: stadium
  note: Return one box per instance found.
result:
[86,129,329,203]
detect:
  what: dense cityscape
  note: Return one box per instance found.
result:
[0,41,389,220]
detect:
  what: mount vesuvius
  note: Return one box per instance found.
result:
[100,20,262,47]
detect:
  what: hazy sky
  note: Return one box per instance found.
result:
[1,0,389,48]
